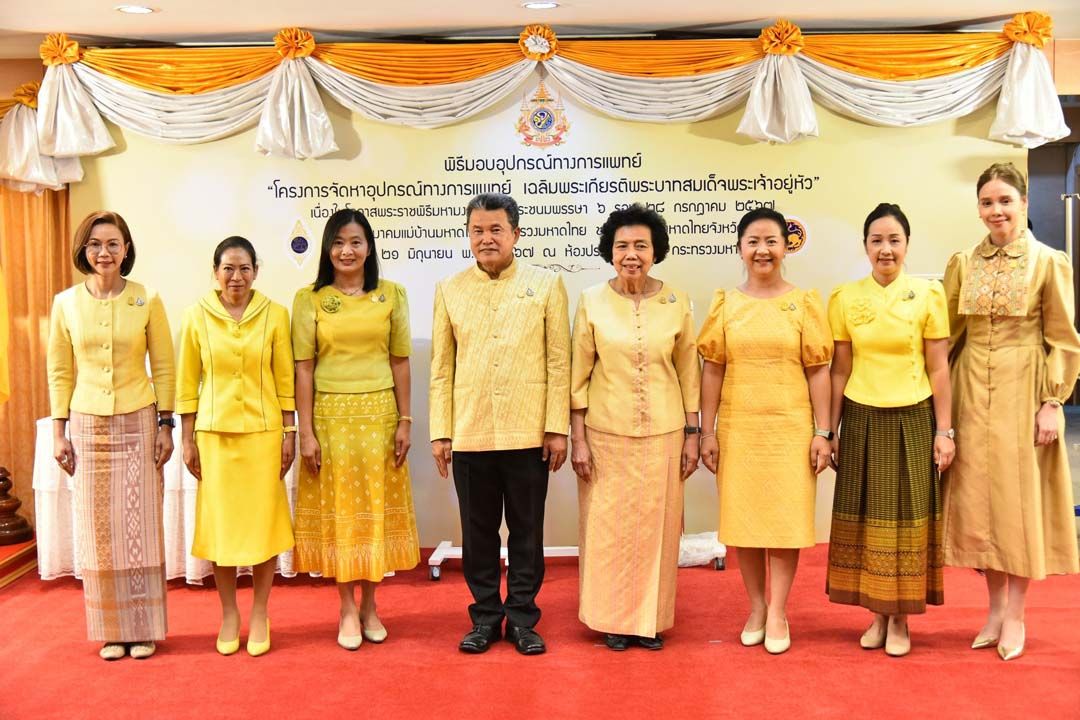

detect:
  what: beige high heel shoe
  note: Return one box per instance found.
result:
[764,621,791,655]
[860,617,887,650]
[997,624,1025,661]
[884,618,910,658]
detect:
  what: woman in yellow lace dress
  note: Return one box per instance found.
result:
[698,207,833,655]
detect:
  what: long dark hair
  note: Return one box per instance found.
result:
[313,209,379,292]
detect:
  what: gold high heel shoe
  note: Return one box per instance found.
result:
[216,634,240,656]
[971,633,1000,650]
[246,618,271,657]
[997,624,1025,661]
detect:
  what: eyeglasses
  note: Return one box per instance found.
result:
[86,241,125,255]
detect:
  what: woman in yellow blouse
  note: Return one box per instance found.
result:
[571,204,700,651]
[698,207,833,656]
[177,237,296,657]
[292,209,419,650]
[943,163,1080,661]
[826,203,954,658]
[47,210,175,661]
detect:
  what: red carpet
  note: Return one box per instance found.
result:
[1,544,1078,720]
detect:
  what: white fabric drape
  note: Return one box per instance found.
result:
[797,54,1009,128]
[0,104,82,193]
[33,417,300,584]
[545,55,756,123]
[989,42,1070,148]
[256,57,338,159]
[36,64,115,157]
[738,54,818,143]
[305,56,536,128]
[72,63,270,144]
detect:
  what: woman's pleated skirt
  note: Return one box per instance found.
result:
[191,429,295,566]
[826,398,944,615]
[293,389,420,582]
[70,406,167,642]
[578,428,684,637]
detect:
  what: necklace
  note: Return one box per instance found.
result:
[334,284,365,296]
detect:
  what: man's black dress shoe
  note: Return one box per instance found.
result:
[636,634,664,650]
[604,634,630,651]
[505,625,546,655]
[459,624,501,653]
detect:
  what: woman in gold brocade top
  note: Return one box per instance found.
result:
[177,236,296,658]
[826,203,954,658]
[47,210,175,661]
[570,204,701,651]
[943,163,1080,662]
[698,207,833,656]
[292,209,420,651]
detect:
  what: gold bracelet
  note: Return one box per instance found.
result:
[283,425,298,433]
[398,415,413,423]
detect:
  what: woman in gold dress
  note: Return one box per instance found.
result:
[292,209,420,650]
[570,204,701,651]
[177,236,296,657]
[943,163,1080,661]
[698,207,833,655]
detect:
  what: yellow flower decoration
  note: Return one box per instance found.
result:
[39,33,81,66]
[849,298,876,326]
[519,24,558,61]
[759,19,804,56]
[274,27,316,59]
[1003,11,1053,48]
[13,81,40,110]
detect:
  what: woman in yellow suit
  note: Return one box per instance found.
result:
[177,236,296,657]
[292,209,419,650]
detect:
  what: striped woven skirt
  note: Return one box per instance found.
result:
[292,390,420,582]
[70,406,168,642]
[577,428,684,637]
[826,398,944,615]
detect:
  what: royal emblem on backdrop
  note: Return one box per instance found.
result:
[285,218,313,268]
[516,81,570,148]
[785,217,808,253]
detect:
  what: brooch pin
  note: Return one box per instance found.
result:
[321,295,342,314]
[668,293,676,304]
[526,288,535,297]
[371,293,386,303]
[127,297,134,306]
[136,297,145,306]
[780,302,797,311]
[659,296,668,304]
[903,290,915,301]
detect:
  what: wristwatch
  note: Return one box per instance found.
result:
[814,428,834,441]
[157,417,175,428]
[283,425,298,433]
[935,428,955,439]
[684,425,702,435]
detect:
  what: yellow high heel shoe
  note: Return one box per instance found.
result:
[997,624,1025,662]
[216,635,240,656]
[246,618,271,657]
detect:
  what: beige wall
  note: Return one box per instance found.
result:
[1048,39,1080,94]
[0,59,42,96]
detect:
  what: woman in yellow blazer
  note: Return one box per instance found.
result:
[47,210,175,661]
[177,237,296,657]
[570,204,701,651]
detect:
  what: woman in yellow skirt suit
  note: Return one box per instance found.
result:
[943,163,1080,661]
[698,207,833,655]
[292,209,420,650]
[177,236,296,657]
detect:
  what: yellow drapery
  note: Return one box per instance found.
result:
[557,39,762,76]
[311,43,525,85]
[803,33,1013,81]
[0,186,71,528]
[0,98,15,121]
[79,47,281,94]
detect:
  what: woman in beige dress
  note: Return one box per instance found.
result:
[698,208,833,655]
[943,162,1080,661]
[570,204,701,651]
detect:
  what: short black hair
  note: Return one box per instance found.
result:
[313,209,380,293]
[736,208,788,246]
[862,203,910,243]
[72,211,136,277]
[597,204,670,264]
[466,193,520,230]
[213,236,257,268]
